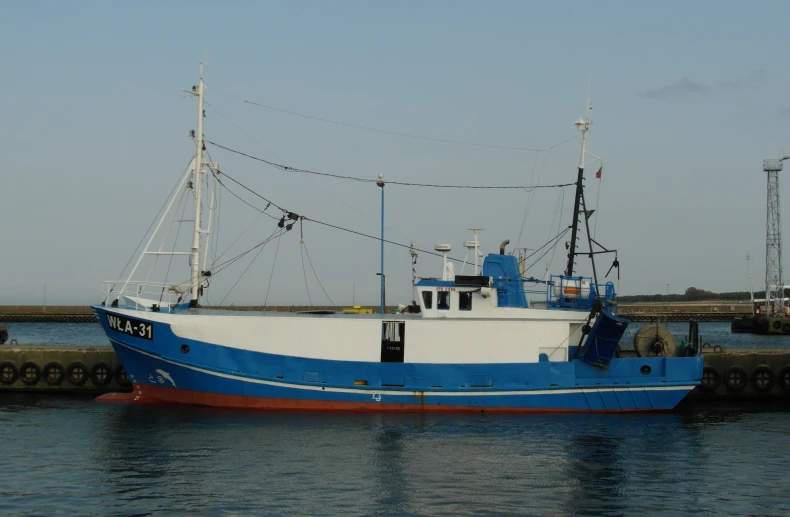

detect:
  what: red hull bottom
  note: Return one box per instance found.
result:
[95,384,653,414]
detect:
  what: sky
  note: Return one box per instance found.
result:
[2,0,790,306]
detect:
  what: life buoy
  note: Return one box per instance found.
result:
[773,320,783,330]
[115,364,131,387]
[750,364,775,392]
[700,366,721,392]
[19,362,41,386]
[42,362,65,386]
[724,365,748,391]
[90,362,113,386]
[784,323,790,334]
[777,365,790,392]
[0,361,18,385]
[66,362,88,386]
[714,345,723,353]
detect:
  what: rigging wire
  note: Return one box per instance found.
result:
[302,240,336,306]
[525,227,571,273]
[209,87,579,153]
[204,102,415,244]
[218,228,279,306]
[110,158,194,293]
[545,188,566,276]
[515,147,554,250]
[519,226,571,270]
[206,140,574,190]
[263,232,282,308]
[299,220,313,305]
[210,164,469,262]
[161,190,191,300]
[515,150,542,247]
[209,229,286,281]
[302,216,465,262]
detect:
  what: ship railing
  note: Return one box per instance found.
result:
[101,280,189,312]
[545,275,617,311]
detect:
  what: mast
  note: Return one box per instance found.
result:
[188,64,205,307]
[565,96,591,277]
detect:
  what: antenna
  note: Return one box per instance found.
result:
[435,244,452,280]
[463,229,484,275]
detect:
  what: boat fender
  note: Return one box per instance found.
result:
[724,365,748,392]
[90,362,113,386]
[700,366,721,392]
[0,361,19,385]
[773,320,783,330]
[19,362,41,386]
[115,364,131,387]
[750,364,775,392]
[42,362,65,386]
[783,323,790,334]
[777,365,790,392]
[713,345,723,353]
[66,362,88,386]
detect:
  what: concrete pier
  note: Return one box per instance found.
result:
[687,348,790,402]
[0,345,131,393]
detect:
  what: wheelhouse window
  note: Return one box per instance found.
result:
[422,291,433,309]
[437,291,450,310]
[459,291,472,311]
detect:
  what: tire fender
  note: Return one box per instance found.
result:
[724,365,748,392]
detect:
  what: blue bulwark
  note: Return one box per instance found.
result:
[482,254,528,308]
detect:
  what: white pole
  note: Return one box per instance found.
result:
[190,64,205,307]
[115,161,193,303]
[202,163,217,269]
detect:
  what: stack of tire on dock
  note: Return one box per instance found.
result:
[694,348,790,400]
[0,345,132,393]
[631,322,790,402]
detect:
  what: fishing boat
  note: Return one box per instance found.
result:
[93,65,703,412]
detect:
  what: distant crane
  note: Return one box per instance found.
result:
[763,157,790,316]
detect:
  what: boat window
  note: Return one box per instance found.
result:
[437,291,450,310]
[422,291,433,309]
[459,291,472,311]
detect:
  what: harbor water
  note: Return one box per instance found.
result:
[1,322,789,516]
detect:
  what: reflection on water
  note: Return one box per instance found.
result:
[2,396,790,516]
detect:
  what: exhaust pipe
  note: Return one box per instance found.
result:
[500,239,510,255]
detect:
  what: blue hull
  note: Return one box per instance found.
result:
[96,306,703,412]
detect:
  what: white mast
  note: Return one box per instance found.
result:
[187,64,205,307]
[464,229,484,276]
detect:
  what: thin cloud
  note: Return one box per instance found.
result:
[778,107,790,118]
[641,77,710,100]
[718,69,768,91]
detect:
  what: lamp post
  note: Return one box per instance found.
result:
[377,174,385,314]
[43,284,47,313]
[666,283,669,305]
[376,273,386,314]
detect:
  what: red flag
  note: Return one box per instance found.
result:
[595,166,602,179]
